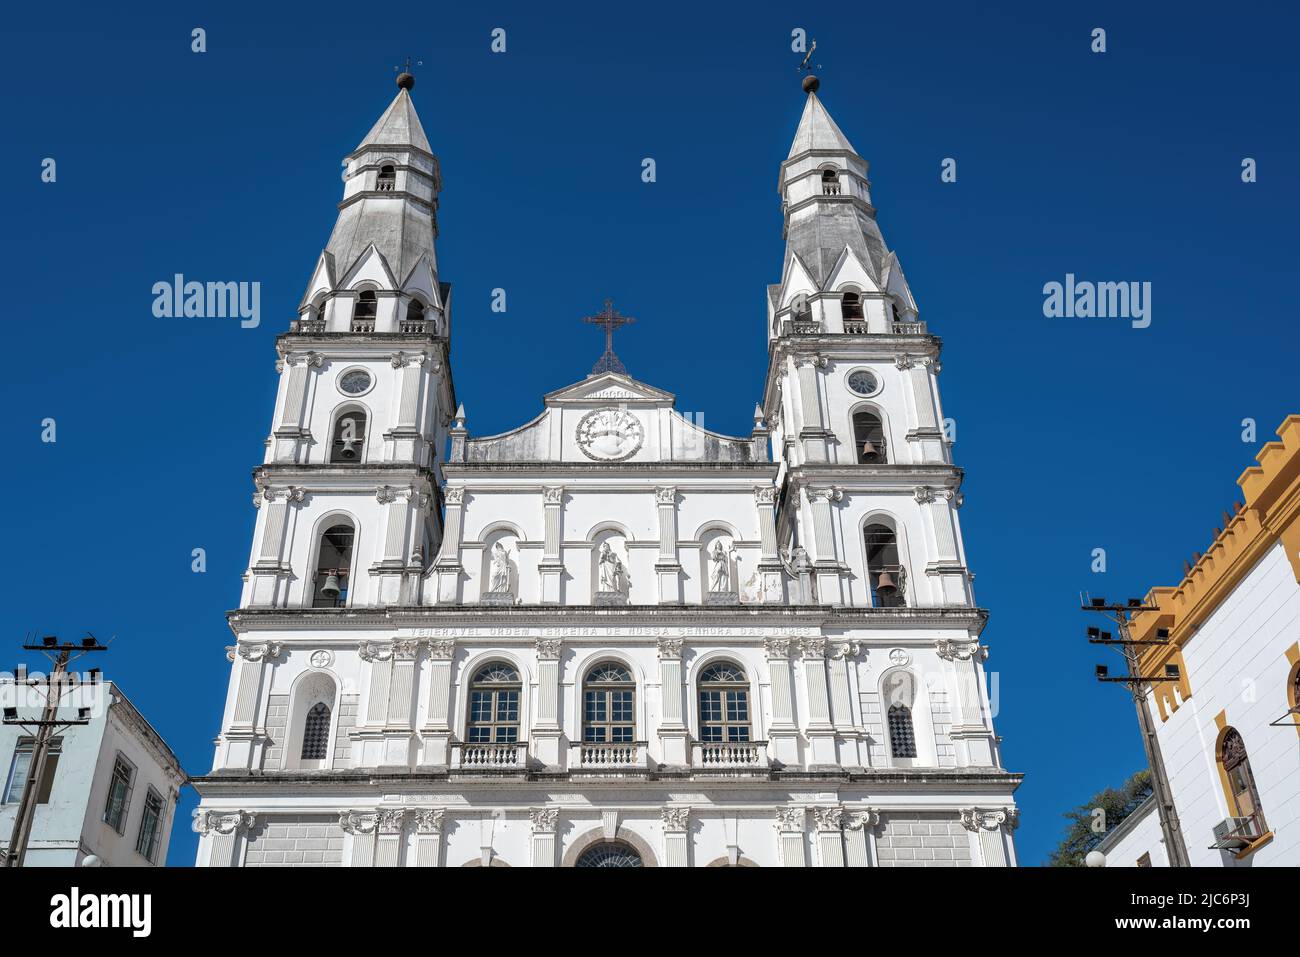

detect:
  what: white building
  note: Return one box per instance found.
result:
[1098,416,1300,867]
[192,72,1021,867]
[0,679,184,867]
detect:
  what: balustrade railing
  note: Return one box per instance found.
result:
[691,740,768,769]
[451,741,527,770]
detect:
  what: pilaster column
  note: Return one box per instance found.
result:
[413,808,445,867]
[754,486,786,603]
[764,638,799,767]
[804,486,844,605]
[915,486,970,605]
[340,811,379,867]
[661,807,691,867]
[530,808,558,867]
[199,811,254,867]
[374,486,428,606]
[775,806,807,867]
[937,639,996,766]
[656,638,689,766]
[420,639,456,767]
[899,355,945,463]
[533,638,563,767]
[813,806,846,866]
[961,807,1018,867]
[249,486,305,607]
[801,638,837,766]
[795,355,829,463]
[843,809,880,866]
[386,352,433,463]
[375,808,408,867]
[272,351,322,462]
[386,640,419,728]
[228,642,282,731]
[654,486,682,604]
[360,641,394,725]
[826,641,858,731]
[436,487,465,603]
[539,486,565,604]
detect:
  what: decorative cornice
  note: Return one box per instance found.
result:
[339,810,378,835]
[661,806,691,831]
[773,806,807,832]
[412,807,445,834]
[530,807,558,833]
[935,639,987,662]
[960,807,1019,832]
[197,810,254,836]
[812,806,843,831]
[377,808,408,834]
[358,640,393,663]
[234,642,282,663]
[656,637,684,659]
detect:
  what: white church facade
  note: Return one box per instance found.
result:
[191,72,1021,867]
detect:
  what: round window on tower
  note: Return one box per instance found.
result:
[338,369,373,396]
[847,369,880,397]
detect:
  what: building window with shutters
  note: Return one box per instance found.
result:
[3,738,61,804]
[135,787,165,863]
[102,753,136,834]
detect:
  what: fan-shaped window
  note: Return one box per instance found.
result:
[842,291,863,320]
[864,523,905,607]
[583,663,635,743]
[467,662,520,743]
[698,662,750,743]
[312,522,354,608]
[377,164,396,191]
[887,704,917,758]
[853,410,887,464]
[821,167,841,195]
[1219,727,1266,837]
[329,409,367,463]
[301,702,331,760]
[575,841,643,868]
[352,290,377,332]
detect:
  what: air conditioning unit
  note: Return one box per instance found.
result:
[1209,816,1260,850]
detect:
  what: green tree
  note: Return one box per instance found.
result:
[1046,769,1153,866]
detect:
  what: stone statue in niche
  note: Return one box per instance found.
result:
[596,542,630,604]
[489,543,512,592]
[705,539,739,605]
[708,541,734,593]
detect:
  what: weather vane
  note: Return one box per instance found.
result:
[582,299,636,377]
[394,56,423,76]
[797,39,820,73]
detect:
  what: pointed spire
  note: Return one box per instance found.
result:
[357,86,432,155]
[787,83,858,160]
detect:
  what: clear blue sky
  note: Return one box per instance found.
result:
[3,2,1296,866]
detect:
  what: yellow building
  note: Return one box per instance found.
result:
[1099,416,1300,866]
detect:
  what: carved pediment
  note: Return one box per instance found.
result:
[544,372,675,407]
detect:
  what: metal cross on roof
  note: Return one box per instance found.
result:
[582,298,636,376]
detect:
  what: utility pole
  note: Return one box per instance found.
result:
[2,634,107,868]
[1083,596,1191,867]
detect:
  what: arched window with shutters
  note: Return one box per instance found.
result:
[698,662,751,743]
[583,662,635,743]
[311,521,354,608]
[1218,727,1266,840]
[466,662,521,743]
[882,670,919,760]
[329,408,367,463]
[377,164,396,191]
[853,410,887,464]
[301,702,331,760]
[352,290,377,331]
[864,522,905,607]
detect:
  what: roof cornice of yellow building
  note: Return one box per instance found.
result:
[1132,415,1300,667]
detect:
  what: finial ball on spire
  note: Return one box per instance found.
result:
[802,75,820,94]
[396,72,415,91]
